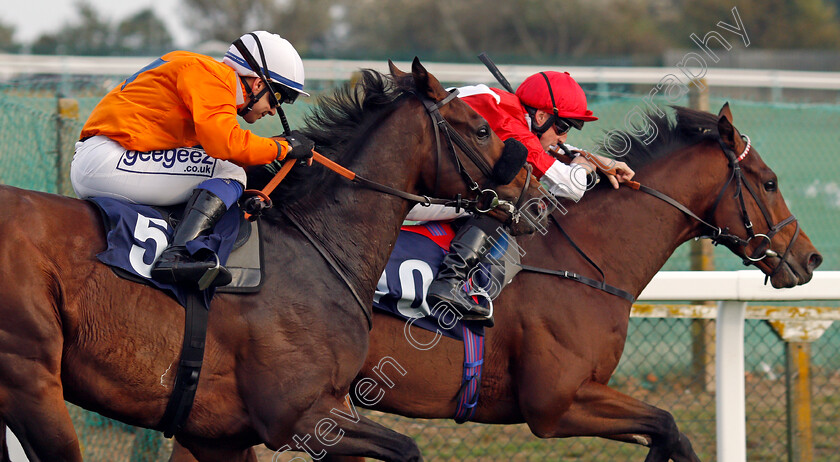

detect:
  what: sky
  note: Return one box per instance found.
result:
[1,0,193,47]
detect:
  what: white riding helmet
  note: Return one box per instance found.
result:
[223,31,310,102]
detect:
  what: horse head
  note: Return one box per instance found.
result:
[703,103,822,287]
[389,58,543,235]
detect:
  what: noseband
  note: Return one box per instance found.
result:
[708,135,800,282]
[420,89,530,218]
[630,134,799,284]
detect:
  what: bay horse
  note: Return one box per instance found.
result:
[171,103,821,461]
[0,59,543,462]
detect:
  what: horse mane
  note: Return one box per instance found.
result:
[245,69,410,205]
[600,106,722,171]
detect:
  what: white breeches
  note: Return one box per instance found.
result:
[70,136,247,206]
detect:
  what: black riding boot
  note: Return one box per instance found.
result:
[426,223,493,320]
[150,189,232,290]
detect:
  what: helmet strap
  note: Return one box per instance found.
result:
[524,105,554,137]
[539,72,559,117]
[522,72,562,137]
[237,75,270,117]
[276,105,291,135]
[232,35,280,113]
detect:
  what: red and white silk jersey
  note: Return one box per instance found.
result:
[457,85,557,178]
[80,51,290,167]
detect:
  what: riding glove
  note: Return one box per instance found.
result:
[283,130,316,160]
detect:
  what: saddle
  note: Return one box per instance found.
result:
[372,222,521,423]
[89,197,264,308]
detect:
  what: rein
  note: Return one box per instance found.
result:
[518,211,636,302]
[517,132,798,299]
[244,89,520,219]
[244,151,473,220]
[243,87,528,329]
[626,134,799,283]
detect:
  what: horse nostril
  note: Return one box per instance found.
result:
[808,253,823,271]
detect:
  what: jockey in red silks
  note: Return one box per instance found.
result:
[412,71,636,322]
[72,31,316,289]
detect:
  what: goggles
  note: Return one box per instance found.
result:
[272,83,299,106]
[553,117,584,135]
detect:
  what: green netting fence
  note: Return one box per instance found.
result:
[2,73,838,461]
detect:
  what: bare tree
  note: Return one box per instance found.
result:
[180,0,840,62]
[31,1,112,55]
[265,0,340,56]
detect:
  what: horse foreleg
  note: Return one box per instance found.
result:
[523,381,699,462]
[0,311,82,459]
[169,437,369,462]
[1,378,82,462]
[260,396,421,462]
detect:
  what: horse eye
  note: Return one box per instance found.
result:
[764,180,777,192]
[476,126,490,139]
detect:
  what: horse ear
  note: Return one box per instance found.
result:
[388,60,408,79]
[718,102,734,124]
[717,102,737,150]
[411,57,449,101]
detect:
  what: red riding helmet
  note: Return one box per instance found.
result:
[515,71,598,122]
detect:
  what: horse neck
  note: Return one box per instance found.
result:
[552,145,726,299]
[284,110,428,298]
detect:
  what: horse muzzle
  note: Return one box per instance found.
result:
[491,138,528,185]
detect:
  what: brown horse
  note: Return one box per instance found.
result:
[0,59,543,462]
[171,103,821,461]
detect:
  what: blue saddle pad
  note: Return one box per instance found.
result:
[373,225,487,341]
[90,196,240,309]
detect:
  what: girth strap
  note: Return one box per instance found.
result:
[517,264,635,302]
[453,324,484,423]
[515,212,635,303]
[158,290,209,437]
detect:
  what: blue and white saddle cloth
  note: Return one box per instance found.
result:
[90,196,241,309]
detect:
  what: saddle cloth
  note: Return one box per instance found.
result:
[89,197,263,309]
[373,222,521,341]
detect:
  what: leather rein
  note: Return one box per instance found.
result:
[249,89,531,329]
[625,134,799,283]
[245,88,528,218]
[520,133,800,301]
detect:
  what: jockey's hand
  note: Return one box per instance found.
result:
[570,155,596,175]
[610,161,635,188]
[572,150,635,189]
[279,131,315,165]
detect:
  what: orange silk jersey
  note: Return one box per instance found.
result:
[80,51,289,166]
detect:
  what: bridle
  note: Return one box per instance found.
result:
[419,88,530,218]
[517,131,800,302]
[253,84,532,330]
[247,88,529,217]
[709,135,800,279]
[630,133,800,283]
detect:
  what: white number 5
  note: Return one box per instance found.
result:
[129,214,170,277]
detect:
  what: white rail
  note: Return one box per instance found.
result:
[637,270,840,462]
[3,54,840,90]
[6,270,840,461]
